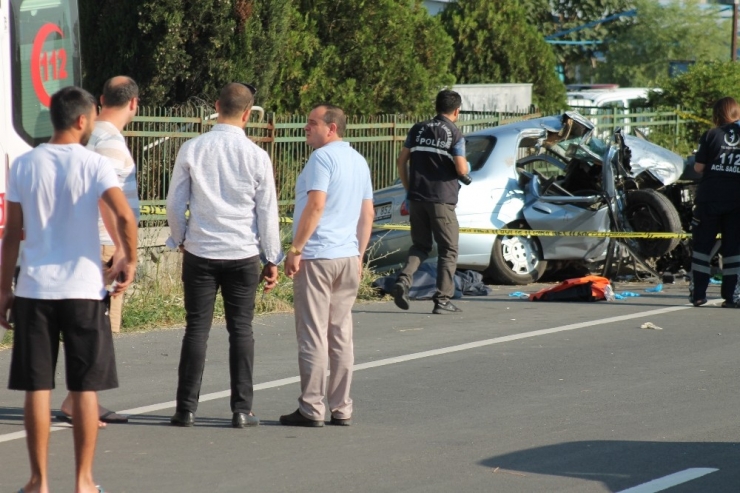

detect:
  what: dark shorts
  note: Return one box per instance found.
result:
[8,297,119,392]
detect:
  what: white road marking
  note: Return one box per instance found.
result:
[0,301,717,444]
[617,468,719,492]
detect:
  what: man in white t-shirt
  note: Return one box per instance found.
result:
[58,76,140,429]
[0,86,138,493]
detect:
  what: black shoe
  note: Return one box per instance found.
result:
[170,411,194,427]
[691,298,708,307]
[392,282,410,310]
[329,415,352,426]
[232,412,259,428]
[433,300,462,314]
[721,300,740,308]
[279,409,324,427]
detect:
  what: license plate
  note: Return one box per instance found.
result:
[374,202,393,221]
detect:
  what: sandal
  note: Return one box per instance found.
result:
[99,409,129,424]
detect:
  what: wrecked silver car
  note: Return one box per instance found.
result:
[367,112,684,284]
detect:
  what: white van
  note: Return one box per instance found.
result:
[566,87,656,110]
[567,88,659,136]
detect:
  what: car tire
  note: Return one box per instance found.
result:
[484,221,548,285]
[624,189,682,259]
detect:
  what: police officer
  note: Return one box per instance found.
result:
[391,89,472,314]
[690,96,740,307]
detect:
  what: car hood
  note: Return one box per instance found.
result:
[623,135,684,185]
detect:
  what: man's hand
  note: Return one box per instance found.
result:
[259,263,279,294]
[357,257,364,280]
[108,257,136,297]
[0,289,15,330]
[284,251,301,278]
[103,248,126,284]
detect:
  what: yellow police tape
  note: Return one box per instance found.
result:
[139,205,167,216]
[674,110,712,127]
[373,222,692,239]
[141,209,694,240]
[280,216,692,239]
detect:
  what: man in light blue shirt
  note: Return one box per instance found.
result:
[280,104,375,427]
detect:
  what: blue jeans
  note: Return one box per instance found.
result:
[175,251,260,414]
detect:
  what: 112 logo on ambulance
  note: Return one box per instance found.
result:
[31,23,69,108]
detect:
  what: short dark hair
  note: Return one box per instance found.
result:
[218,82,254,118]
[102,76,139,107]
[436,89,462,115]
[312,103,347,137]
[713,96,740,126]
[49,86,97,131]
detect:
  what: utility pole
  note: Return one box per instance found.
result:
[734,0,739,61]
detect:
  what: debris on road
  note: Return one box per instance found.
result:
[644,283,663,293]
[508,291,529,298]
[641,322,663,330]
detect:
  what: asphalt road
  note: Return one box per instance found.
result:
[1,280,740,493]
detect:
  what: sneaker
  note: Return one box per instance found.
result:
[279,409,324,427]
[392,282,410,310]
[432,300,462,314]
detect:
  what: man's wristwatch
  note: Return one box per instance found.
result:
[289,245,302,255]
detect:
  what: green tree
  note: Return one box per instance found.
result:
[79,0,292,106]
[650,61,740,143]
[271,0,455,114]
[595,0,731,87]
[522,0,637,82]
[440,0,566,113]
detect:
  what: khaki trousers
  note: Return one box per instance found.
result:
[101,245,122,333]
[293,256,359,420]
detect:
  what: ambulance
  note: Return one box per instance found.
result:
[0,0,81,236]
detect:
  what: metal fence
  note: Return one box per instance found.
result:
[125,107,544,220]
[125,106,701,223]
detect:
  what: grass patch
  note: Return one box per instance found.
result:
[120,225,386,332]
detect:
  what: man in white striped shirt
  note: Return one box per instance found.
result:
[59,76,140,427]
[90,77,141,303]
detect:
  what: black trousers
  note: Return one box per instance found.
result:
[397,200,459,303]
[690,202,740,302]
[176,251,261,414]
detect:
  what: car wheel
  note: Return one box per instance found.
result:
[484,221,548,285]
[624,189,682,259]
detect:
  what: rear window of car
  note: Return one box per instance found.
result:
[466,136,496,171]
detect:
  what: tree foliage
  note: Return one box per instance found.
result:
[270,0,455,114]
[80,0,453,114]
[650,61,740,143]
[595,0,730,87]
[79,0,292,107]
[440,0,566,113]
[522,0,637,81]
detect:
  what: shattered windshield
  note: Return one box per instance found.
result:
[542,112,608,166]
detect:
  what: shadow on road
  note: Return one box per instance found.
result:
[0,406,24,424]
[481,440,740,492]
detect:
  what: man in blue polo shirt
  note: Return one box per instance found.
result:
[280,103,375,427]
[392,89,471,314]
